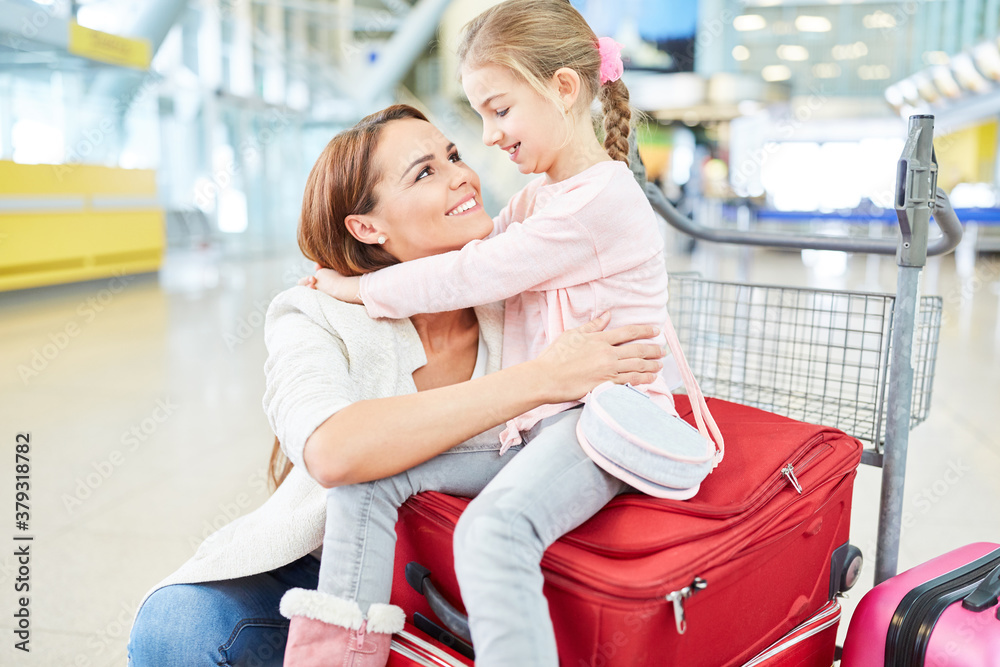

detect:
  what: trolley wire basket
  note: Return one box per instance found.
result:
[667,275,943,449]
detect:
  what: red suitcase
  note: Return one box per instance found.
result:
[391,396,864,666]
[388,622,473,667]
[740,599,841,666]
[841,542,1000,666]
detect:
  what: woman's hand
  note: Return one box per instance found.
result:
[531,312,665,404]
[297,264,363,305]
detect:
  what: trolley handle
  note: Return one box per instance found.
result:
[642,114,962,258]
[646,183,961,257]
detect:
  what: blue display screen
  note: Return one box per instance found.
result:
[571,0,699,72]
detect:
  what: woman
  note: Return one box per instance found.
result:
[126,105,663,666]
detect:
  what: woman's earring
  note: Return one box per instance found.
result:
[377,235,386,245]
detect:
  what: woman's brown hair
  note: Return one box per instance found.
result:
[457,0,634,164]
[267,104,430,492]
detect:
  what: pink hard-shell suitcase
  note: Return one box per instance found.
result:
[842,542,1000,666]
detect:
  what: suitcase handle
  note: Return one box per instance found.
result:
[962,563,1000,612]
[411,612,475,661]
[405,561,473,643]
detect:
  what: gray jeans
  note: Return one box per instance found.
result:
[453,407,628,666]
[317,437,522,608]
[318,407,626,666]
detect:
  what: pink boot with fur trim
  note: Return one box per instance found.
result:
[279,588,405,667]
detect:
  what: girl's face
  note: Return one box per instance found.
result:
[360,118,494,262]
[462,64,568,177]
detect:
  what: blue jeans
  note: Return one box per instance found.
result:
[127,554,320,666]
[127,442,522,665]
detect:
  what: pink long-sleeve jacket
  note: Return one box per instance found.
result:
[358,160,676,452]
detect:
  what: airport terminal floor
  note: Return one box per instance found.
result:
[1,242,998,665]
[4,0,1000,664]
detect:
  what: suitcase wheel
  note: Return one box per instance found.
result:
[830,542,864,597]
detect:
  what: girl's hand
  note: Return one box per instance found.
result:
[532,312,665,404]
[314,269,362,304]
[298,263,363,305]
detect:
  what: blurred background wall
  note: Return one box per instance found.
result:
[2,0,999,292]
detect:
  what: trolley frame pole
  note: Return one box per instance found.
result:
[875,114,937,584]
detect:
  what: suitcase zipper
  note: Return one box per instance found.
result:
[887,548,1000,667]
[600,434,832,521]
[558,438,835,558]
[742,600,841,666]
[781,464,803,494]
[665,577,707,635]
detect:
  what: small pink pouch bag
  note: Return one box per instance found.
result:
[576,314,725,499]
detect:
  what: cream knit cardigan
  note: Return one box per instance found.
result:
[133,286,506,620]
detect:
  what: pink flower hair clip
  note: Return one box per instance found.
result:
[597,36,624,85]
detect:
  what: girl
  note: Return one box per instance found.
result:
[297,1,722,664]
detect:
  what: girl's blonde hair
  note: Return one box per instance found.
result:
[457,0,633,165]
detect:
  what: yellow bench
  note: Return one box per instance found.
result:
[0,160,164,291]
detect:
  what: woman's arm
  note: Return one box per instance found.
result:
[303,313,664,488]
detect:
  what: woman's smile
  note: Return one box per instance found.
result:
[446,194,480,216]
[368,118,494,261]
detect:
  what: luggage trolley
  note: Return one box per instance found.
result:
[645,114,963,589]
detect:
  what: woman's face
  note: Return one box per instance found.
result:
[360,118,494,263]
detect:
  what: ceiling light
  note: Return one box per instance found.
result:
[923,51,950,65]
[885,85,904,108]
[930,65,961,97]
[771,20,795,35]
[832,42,868,60]
[734,15,767,31]
[897,79,920,105]
[973,41,1000,80]
[951,53,990,93]
[777,45,809,61]
[863,11,897,29]
[762,65,792,82]
[732,45,750,62]
[795,16,832,32]
[858,65,891,80]
[812,63,841,78]
[912,72,940,103]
